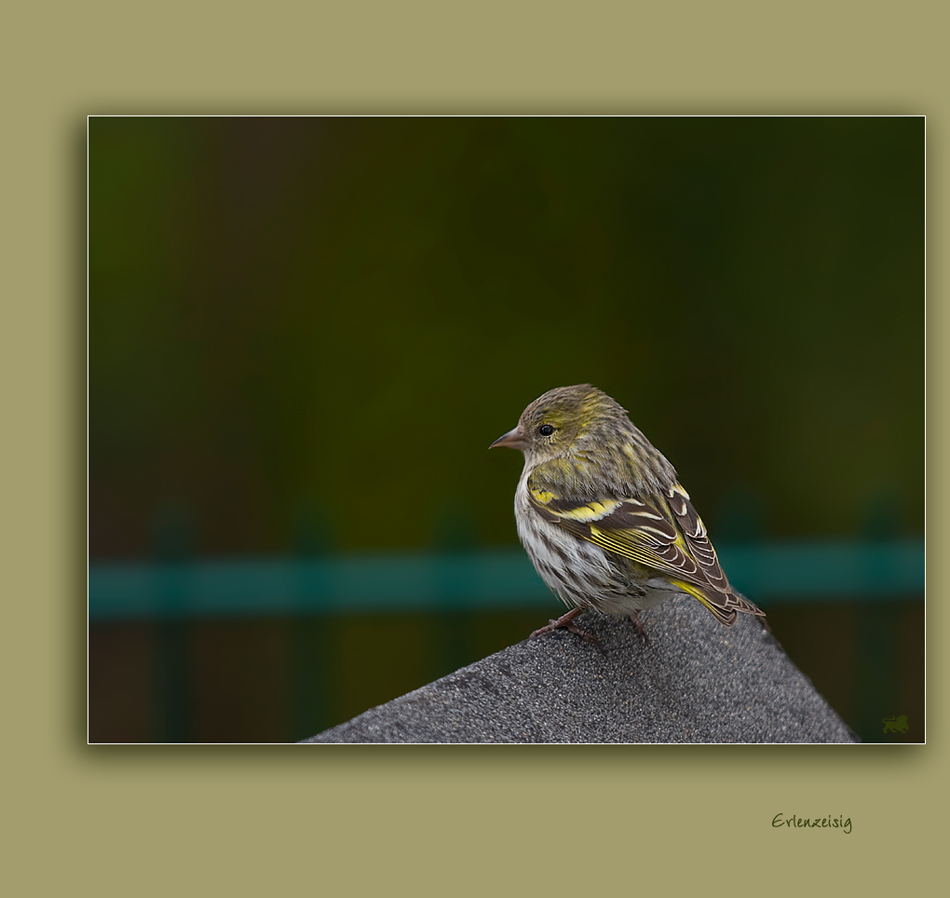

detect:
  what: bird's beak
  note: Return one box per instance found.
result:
[489,425,529,451]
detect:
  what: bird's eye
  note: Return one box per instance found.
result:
[539,424,555,436]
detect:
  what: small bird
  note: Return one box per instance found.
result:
[490,384,764,642]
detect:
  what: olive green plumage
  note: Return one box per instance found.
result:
[490,384,764,640]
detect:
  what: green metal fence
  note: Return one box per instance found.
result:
[89,539,925,619]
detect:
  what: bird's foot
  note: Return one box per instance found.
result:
[628,613,649,644]
[530,608,600,645]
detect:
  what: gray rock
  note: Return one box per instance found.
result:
[303,595,857,743]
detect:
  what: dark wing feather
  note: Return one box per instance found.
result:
[526,469,764,626]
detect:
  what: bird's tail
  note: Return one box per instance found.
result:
[671,580,765,628]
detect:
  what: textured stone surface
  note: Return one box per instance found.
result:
[304,595,858,744]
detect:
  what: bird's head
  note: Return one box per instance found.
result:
[489,384,623,465]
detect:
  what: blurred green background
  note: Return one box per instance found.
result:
[89,116,924,743]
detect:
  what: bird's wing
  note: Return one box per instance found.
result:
[526,474,713,588]
[526,471,762,625]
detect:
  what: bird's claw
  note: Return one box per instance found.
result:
[629,613,650,644]
[530,611,600,645]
